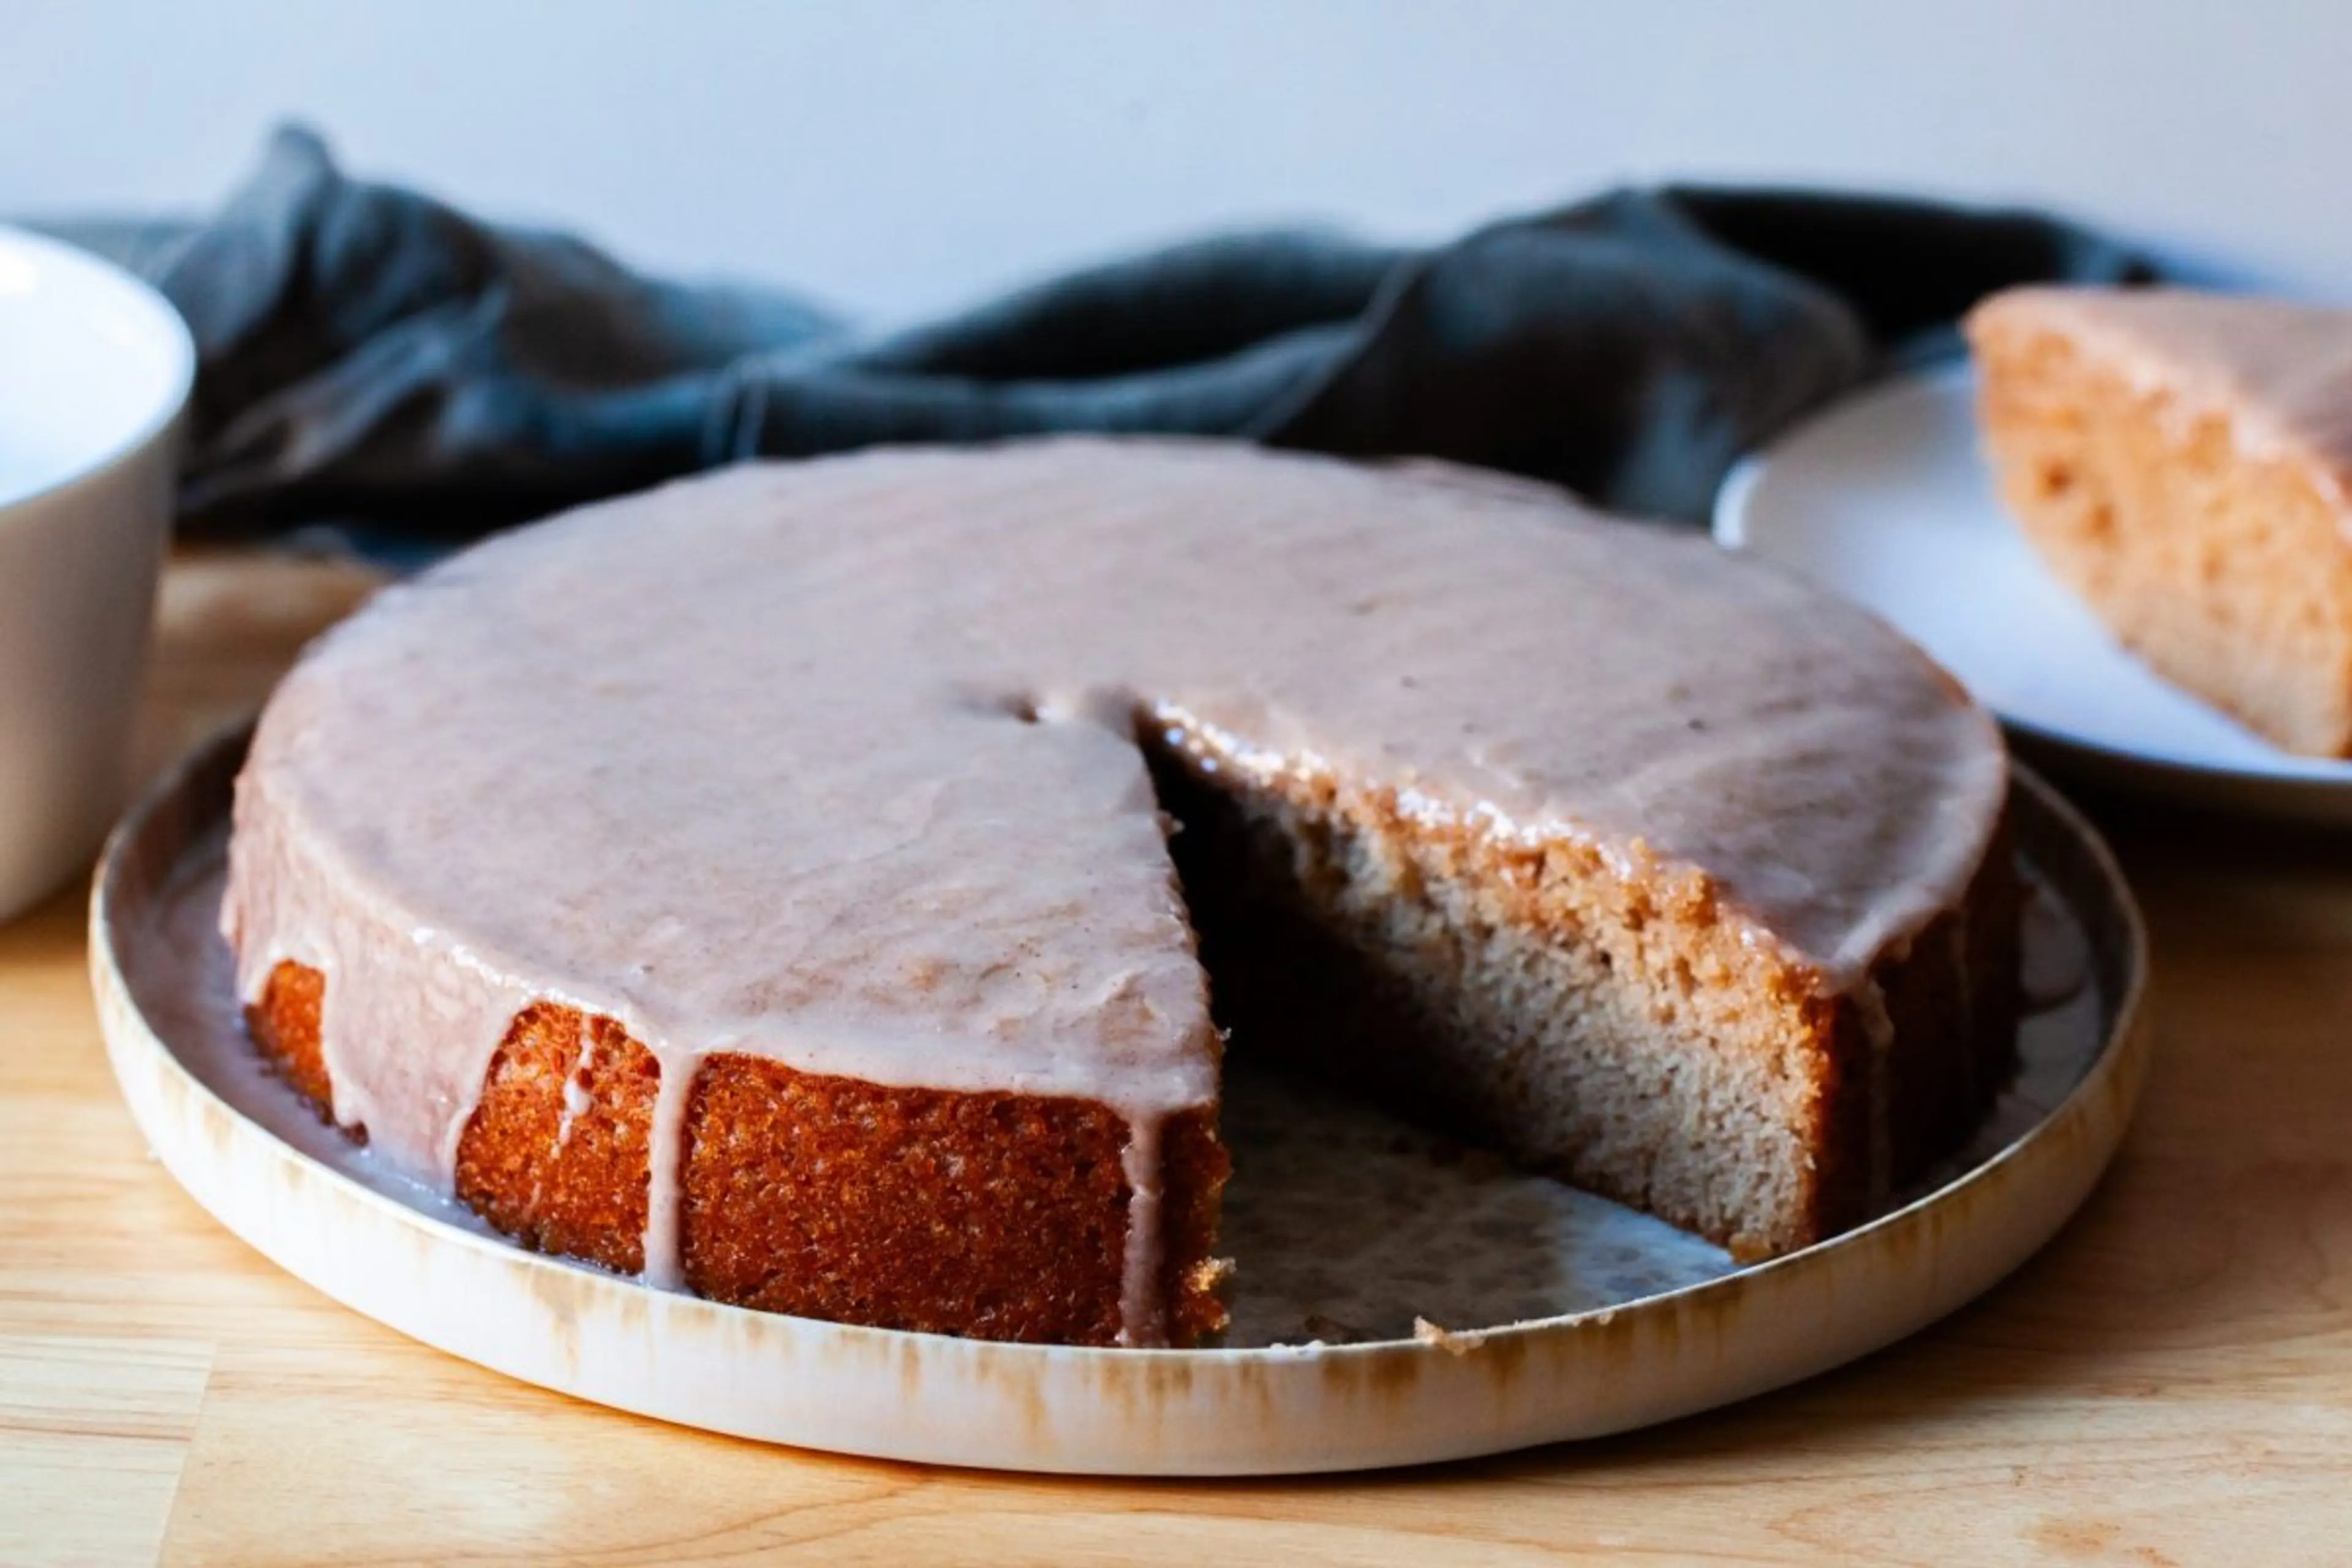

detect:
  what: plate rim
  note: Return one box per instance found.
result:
[88,723,2154,1474]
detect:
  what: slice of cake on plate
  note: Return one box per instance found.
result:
[1969,286,2352,757]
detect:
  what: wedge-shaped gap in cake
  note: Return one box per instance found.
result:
[1131,696,2011,1261]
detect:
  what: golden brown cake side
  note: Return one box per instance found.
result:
[247,960,1232,1348]
[1968,288,2352,757]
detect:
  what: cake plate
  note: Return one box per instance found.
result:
[92,726,2149,1476]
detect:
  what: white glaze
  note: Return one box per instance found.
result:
[221,438,2008,1342]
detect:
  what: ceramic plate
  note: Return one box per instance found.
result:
[1717,363,2352,822]
[93,728,2149,1475]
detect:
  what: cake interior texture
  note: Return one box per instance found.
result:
[247,694,2018,1345]
[1970,292,2352,757]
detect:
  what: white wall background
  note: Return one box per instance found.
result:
[3,1,2340,322]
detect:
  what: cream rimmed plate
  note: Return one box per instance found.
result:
[1716,363,2352,823]
[94,726,2149,1476]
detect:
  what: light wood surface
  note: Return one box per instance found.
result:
[6,551,2351,1566]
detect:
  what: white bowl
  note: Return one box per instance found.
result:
[0,225,194,919]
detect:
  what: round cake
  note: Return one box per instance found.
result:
[222,439,2019,1348]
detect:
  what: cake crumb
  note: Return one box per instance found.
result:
[1413,1316,1487,1355]
[1187,1256,1236,1297]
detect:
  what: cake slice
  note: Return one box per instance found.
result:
[1967,286,2352,756]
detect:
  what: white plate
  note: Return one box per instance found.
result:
[93,728,2149,1476]
[1716,363,2352,822]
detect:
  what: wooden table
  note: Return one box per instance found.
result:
[6,552,2350,1567]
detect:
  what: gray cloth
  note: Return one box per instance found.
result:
[47,126,2153,545]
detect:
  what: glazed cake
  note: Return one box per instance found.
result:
[222,440,2020,1348]
[1969,286,2352,756]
